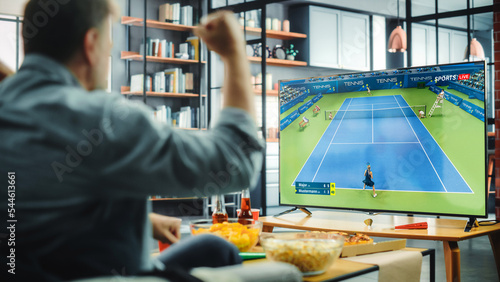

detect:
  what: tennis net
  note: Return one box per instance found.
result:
[324,105,427,120]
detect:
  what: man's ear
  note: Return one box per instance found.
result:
[82,28,101,67]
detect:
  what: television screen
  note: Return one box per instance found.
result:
[279,62,487,218]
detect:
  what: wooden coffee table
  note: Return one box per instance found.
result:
[258,210,500,282]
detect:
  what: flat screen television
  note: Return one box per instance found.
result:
[278,61,487,219]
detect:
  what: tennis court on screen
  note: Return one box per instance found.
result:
[292,95,473,193]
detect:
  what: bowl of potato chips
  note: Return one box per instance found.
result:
[190,219,262,252]
[260,232,344,276]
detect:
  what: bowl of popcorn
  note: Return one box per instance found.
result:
[190,219,262,252]
[260,232,344,276]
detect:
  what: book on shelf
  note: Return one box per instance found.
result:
[131,69,193,94]
[159,3,169,23]
[154,71,166,93]
[164,68,181,93]
[160,39,167,58]
[159,3,193,26]
[153,39,159,56]
[200,102,205,128]
[151,105,200,128]
[140,37,174,58]
[152,105,172,125]
[173,3,180,24]
[180,5,193,26]
[179,106,191,128]
[185,36,204,61]
[138,36,202,61]
[130,74,152,92]
[185,73,194,92]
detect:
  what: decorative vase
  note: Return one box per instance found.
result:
[266,18,272,30]
[272,18,281,31]
[286,54,295,61]
[282,20,290,32]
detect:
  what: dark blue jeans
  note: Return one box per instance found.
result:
[156,234,242,271]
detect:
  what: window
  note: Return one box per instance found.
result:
[0,18,18,70]
[0,15,22,71]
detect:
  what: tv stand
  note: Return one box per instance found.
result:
[273,206,312,217]
[464,217,478,232]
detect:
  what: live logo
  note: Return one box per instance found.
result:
[458,73,471,80]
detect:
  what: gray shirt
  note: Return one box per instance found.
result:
[0,54,263,281]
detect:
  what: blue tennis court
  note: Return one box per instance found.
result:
[292,95,473,193]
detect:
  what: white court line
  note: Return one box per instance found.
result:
[399,96,474,194]
[290,98,351,187]
[331,142,420,145]
[372,104,374,143]
[353,102,399,106]
[393,95,448,192]
[311,99,353,182]
[334,187,473,194]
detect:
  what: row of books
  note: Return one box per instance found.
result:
[130,69,193,94]
[152,105,205,129]
[140,37,200,60]
[159,3,194,26]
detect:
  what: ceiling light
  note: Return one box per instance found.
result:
[388,0,407,53]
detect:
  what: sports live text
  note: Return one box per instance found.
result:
[458,73,470,80]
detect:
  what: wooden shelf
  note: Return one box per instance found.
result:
[254,89,278,96]
[248,56,307,67]
[150,197,198,201]
[242,26,307,40]
[122,16,195,32]
[121,51,205,64]
[121,16,308,41]
[266,138,279,142]
[180,127,207,131]
[121,86,200,98]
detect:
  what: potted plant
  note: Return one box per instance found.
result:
[286,44,299,61]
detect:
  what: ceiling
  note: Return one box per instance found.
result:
[0,0,493,30]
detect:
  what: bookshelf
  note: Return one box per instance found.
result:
[122,0,205,130]
[121,51,205,64]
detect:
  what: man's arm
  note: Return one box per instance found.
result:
[194,11,255,119]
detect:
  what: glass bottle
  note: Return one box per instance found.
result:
[212,194,228,224]
[238,189,253,224]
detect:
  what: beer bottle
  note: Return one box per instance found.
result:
[238,189,253,224]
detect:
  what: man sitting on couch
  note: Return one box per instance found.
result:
[0,1,280,281]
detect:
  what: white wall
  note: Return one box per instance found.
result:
[0,0,27,17]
